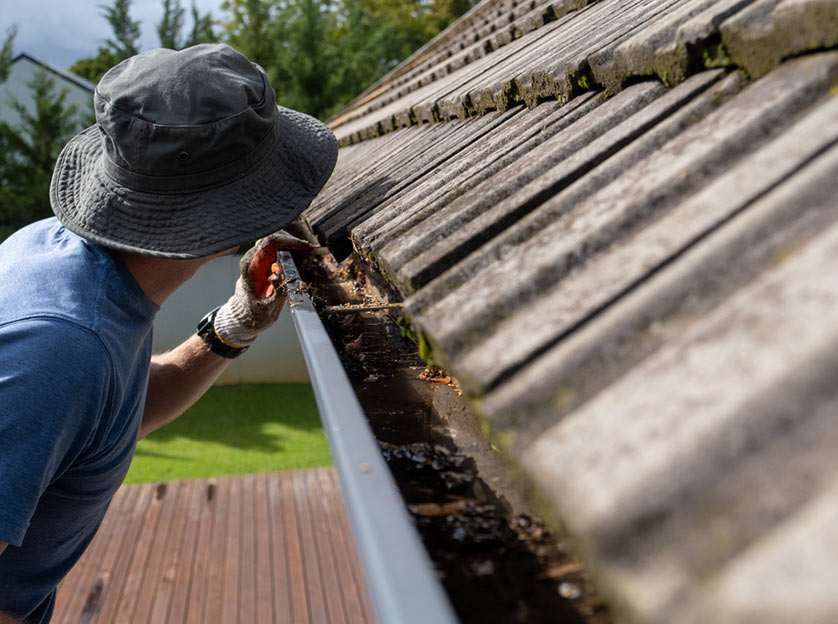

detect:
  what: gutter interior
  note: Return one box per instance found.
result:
[287,223,612,624]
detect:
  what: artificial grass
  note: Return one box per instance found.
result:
[124,383,331,484]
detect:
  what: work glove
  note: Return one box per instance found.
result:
[214,231,312,348]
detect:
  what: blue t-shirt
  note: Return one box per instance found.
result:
[0,218,158,623]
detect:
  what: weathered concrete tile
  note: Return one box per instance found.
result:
[452,88,838,393]
[604,377,838,624]
[332,0,772,139]
[549,0,602,18]
[399,41,489,120]
[462,14,591,113]
[336,0,696,138]
[330,0,567,136]
[391,71,720,295]
[492,0,636,106]
[306,124,459,246]
[386,80,670,284]
[403,70,745,320]
[408,53,838,368]
[322,113,488,243]
[353,92,602,258]
[349,100,573,254]
[688,484,838,624]
[306,137,400,222]
[332,0,613,139]
[307,124,445,226]
[522,199,838,620]
[589,0,759,91]
[479,135,838,451]
[314,113,513,253]
[331,76,445,143]
[329,0,508,118]
[721,0,838,78]
[518,174,838,525]
[510,0,683,104]
[418,17,569,121]
[404,41,529,124]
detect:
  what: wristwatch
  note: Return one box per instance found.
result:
[196,306,249,359]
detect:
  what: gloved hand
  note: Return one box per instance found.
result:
[213,231,312,348]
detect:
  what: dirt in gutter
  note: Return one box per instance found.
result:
[294,239,611,624]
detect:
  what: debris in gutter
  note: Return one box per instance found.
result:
[323,302,404,313]
[293,242,612,624]
[419,366,453,384]
[559,582,583,600]
[409,500,471,516]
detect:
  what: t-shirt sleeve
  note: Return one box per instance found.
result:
[0,318,113,547]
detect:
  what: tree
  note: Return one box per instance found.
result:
[69,47,121,83]
[186,0,219,46]
[158,0,186,49]
[221,0,278,70]
[71,0,141,83]
[0,26,17,82]
[0,71,84,240]
[102,0,142,59]
[269,0,333,117]
[217,0,477,121]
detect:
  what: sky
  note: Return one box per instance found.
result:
[2,0,227,71]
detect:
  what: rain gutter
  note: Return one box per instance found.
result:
[277,250,460,624]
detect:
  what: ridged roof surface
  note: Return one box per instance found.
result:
[304,0,838,621]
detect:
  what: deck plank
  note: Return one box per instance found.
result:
[293,470,328,624]
[204,477,230,624]
[150,478,196,623]
[220,476,242,624]
[53,484,137,623]
[319,469,372,624]
[183,478,218,624]
[161,478,204,624]
[238,473,258,624]
[132,481,182,624]
[114,483,169,624]
[266,473,294,624]
[92,483,155,623]
[279,471,310,624]
[53,469,373,624]
[306,470,346,624]
[253,473,276,623]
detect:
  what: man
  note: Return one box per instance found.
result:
[0,44,337,623]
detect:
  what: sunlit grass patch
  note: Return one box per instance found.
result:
[125,383,330,484]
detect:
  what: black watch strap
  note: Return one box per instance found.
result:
[196,306,249,359]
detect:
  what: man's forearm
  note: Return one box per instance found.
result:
[140,334,232,438]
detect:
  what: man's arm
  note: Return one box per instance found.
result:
[139,334,231,438]
[140,233,306,439]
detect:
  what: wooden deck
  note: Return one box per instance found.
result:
[52,468,376,624]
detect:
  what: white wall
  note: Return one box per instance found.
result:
[152,255,310,384]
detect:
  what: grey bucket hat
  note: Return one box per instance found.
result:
[50,44,338,258]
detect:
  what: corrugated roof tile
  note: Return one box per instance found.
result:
[305,0,838,617]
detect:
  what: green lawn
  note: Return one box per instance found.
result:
[124,383,331,484]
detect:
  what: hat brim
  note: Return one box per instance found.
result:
[50,106,337,259]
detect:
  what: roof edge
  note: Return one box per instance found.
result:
[11,52,96,93]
